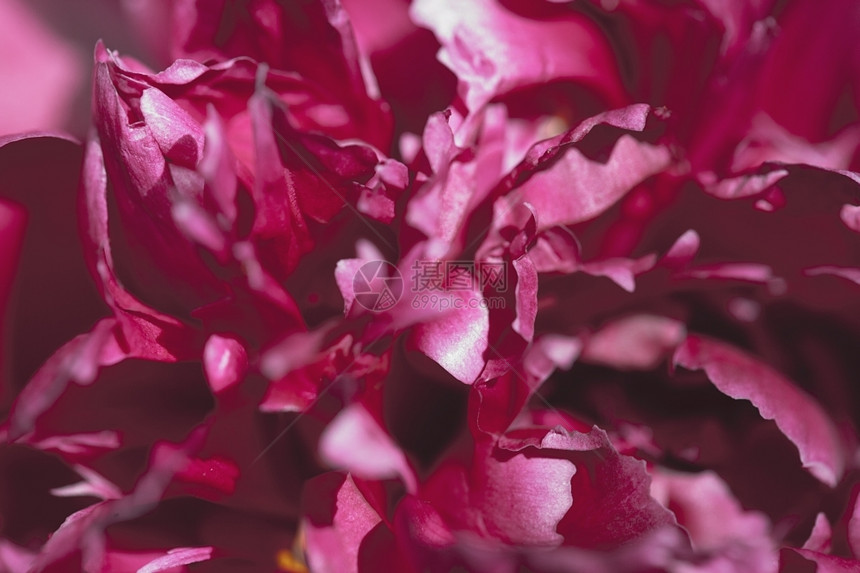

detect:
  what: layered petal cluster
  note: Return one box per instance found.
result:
[2,1,860,572]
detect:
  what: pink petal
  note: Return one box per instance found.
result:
[411,0,626,114]
[5,319,122,440]
[136,546,214,573]
[28,428,205,572]
[806,266,860,286]
[0,540,35,572]
[676,262,776,284]
[476,434,576,546]
[319,402,417,492]
[754,0,860,143]
[660,229,701,270]
[499,427,677,549]
[848,491,860,558]
[51,465,123,501]
[674,335,845,487]
[508,134,670,229]
[578,255,657,293]
[203,334,248,394]
[804,513,834,554]
[303,473,384,573]
[138,87,205,168]
[30,431,121,460]
[582,315,686,371]
[841,204,860,233]
[0,0,83,135]
[409,289,490,384]
[694,0,776,56]
[701,168,790,200]
[486,105,669,234]
[651,470,778,572]
[406,107,513,250]
[81,131,200,363]
[169,0,391,147]
[512,256,538,342]
[173,454,241,499]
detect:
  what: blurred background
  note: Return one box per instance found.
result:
[0,0,169,137]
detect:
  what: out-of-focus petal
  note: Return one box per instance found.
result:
[136,546,214,573]
[651,470,778,572]
[0,0,83,135]
[674,335,845,487]
[169,0,392,148]
[411,0,626,115]
[202,334,248,395]
[803,513,833,554]
[582,315,686,371]
[302,473,385,573]
[319,402,417,492]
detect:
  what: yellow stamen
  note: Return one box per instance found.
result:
[276,549,308,573]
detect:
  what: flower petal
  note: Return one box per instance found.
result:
[673,335,845,486]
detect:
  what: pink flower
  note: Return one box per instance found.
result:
[2,1,860,572]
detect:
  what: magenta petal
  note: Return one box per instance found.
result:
[135,546,214,573]
[81,137,199,362]
[170,0,391,147]
[411,0,626,113]
[51,465,123,501]
[198,107,238,227]
[0,540,34,572]
[405,109,498,249]
[489,105,670,232]
[674,335,845,487]
[477,436,576,546]
[511,134,670,229]
[840,204,860,233]
[659,229,701,270]
[334,258,365,316]
[0,0,82,135]
[512,256,538,342]
[5,319,122,440]
[806,266,860,287]
[138,87,205,169]
[303,473,384,573]
[410,289,490,384]
[694,0,776,56]
[31,432,121,462]
[582,315,685,371]
[848,492,860,558]
[27,429,210,571]
[319,402,417,492]
[496,427,677,549]
[676,262,776,284]
[651,470,778,572]
[202,334,248,394]
[804,513,834,553]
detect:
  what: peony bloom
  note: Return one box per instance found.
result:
[1,0,860,572]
